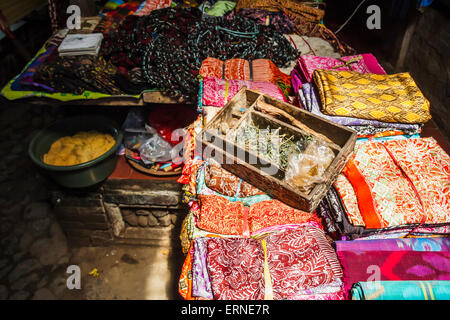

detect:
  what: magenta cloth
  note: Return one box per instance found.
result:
[335,238,450,252]
[292,54,386,91]
[337,250,450,298]
[200,77,286,107]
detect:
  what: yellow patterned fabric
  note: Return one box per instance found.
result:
[312,69,431,124]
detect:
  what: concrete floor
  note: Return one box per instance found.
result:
[60,245,185,300]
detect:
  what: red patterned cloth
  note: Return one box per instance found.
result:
[196,195,320,236]
[207,238,265,300]
[266,226,344,299]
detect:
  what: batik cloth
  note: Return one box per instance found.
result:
[265,226,344,300]
[293,54,386,87]
[351,281,450,300]
[298,83,421,133]
[199,57,292,90]
[207,237,266,300]
[313,69,431,124]
[318,186,450,241]
[335,137,450,229]
[196,195,320,236]
[199,77,286,108]
[337,249,450,296]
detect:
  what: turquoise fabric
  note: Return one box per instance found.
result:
[351,281,450,300]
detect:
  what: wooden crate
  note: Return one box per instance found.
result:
[197,88,357,212]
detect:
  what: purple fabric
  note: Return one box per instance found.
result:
[335,238,450,252]
[191,238,213,299]
[11,45,57,92]
[298,82,421,131]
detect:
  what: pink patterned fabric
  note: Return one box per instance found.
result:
[293,53,386,88]
[134,0,171,16]
[201,77,286,107]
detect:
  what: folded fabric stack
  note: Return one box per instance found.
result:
[317,137,450,240]
[177,160,346,300]
[292,54,431,138]
[334,238,450,299]
[179,224,345,300]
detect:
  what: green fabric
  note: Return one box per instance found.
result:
[1,45,154,102]
[351,281,450,300]
[204,1,236,17]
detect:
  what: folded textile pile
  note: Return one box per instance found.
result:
[317,137,450,240]
[313,69,431,124]
[298,82,422,136]
[293,54,430,138]
[179,224,345,300]
[335,238,450,298]
[351,281,450,300]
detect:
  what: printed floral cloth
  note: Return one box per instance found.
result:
[199,77,286,108]
[334,137,450,229]
[292,54,386,89]
[313,69,432,124]
[318,186,450,240]
[196,195,320,236]
[265,226,344,300]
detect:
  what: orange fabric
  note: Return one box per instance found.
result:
[342,157,382,229]
[379,144,427,226]
[196,195,320,235]
[178,242,195,300]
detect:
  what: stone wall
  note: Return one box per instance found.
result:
[50,179,188,247]
[401,6,450,140]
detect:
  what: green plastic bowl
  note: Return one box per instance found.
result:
[29,115,123,188]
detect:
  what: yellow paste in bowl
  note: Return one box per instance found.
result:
[43,131,115,166]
